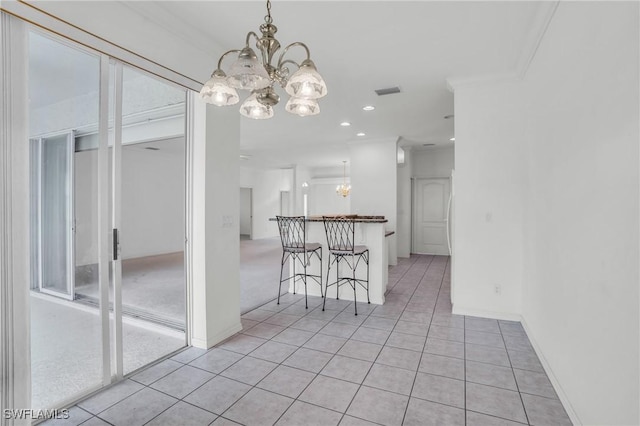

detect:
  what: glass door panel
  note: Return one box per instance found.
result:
[28,30,104,409]
[114,65,187,375]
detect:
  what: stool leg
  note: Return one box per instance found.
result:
[318,248,324,298]
[323,254,331,311]
[352,254,357,316]
[278,251,286,304]
[366,252,370,304]
[336,257,340,300]
[292,253,296,295]
[303,251,308,309]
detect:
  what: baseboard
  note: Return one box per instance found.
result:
[453,304,582,425]
[191,321,242,349]
[452,304,522,322]
[520,317,582,426]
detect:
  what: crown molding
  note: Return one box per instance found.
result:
[117,1,222,62]
[446,1,559,93]
[514,1,560,79]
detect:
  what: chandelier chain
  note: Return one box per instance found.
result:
[265,0,273,24]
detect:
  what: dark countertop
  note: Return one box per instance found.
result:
[270,215,388,223]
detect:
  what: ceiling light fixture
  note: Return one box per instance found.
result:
[450,137,455,141]
[199,0,327,119]
[356,132,366,137]
[340,121,351,127]
[336,161,351,198]
[362,105,375,111]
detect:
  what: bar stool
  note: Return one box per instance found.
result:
[322,216,370,315]
[276,216,323,309]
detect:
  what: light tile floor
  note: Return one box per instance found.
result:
[45,255,573,426]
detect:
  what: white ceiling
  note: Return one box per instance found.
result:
[26,1,554,170]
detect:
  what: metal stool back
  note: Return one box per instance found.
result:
[322,217,370,315]
[276,216,323,308]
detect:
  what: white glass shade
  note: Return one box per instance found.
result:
[227,47,271,90]
[199,73,239,106]
[285,97,320,117]
[285,60,327,99]
[239,93,274,119]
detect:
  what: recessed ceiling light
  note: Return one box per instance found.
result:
[450,137,455,141]
[362,106,375,111]
[357,132,366,137]
[239,154,251,160]
[340,121,351,127]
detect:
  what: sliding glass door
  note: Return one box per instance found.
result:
[111,64,187,376]
[28,27,187,409]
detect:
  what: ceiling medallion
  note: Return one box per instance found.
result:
[199,0,327,119]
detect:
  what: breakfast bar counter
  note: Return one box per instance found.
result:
[271,215,390,305]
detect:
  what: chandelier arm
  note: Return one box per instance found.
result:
[278,59,300,72]
[216,49,242,71]
[245,31,260,47]
[276,42,311,70]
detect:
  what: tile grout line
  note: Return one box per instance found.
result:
[343,257,433,422]
[395,255,442,426]
[500,319,532,426]
[266,256,422,425]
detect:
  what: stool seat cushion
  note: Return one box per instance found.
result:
[329,245,368,255]
[284,242,322,253]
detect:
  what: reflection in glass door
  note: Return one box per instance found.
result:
[31,132,75,300]
[111,64,187,376]
[28,30,104,410]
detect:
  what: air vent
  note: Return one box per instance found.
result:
[145,147,159,151]
[375,86,401,96]
[422,143,435,147]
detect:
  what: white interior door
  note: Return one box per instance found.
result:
[280,190,290,216]
[412,178,451,255]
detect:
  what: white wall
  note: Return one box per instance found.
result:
[191,98,242,348]
[74,138,185,264]
[349,138,398,264]
[239,187,251,236]
[120,142,184,259]
[308,181,351,216]
[412,146,454,177]
[74,149,99,266]
[453,79,527,318]
[520,3,639,424]
[239,167,294,239]
[294,165,312,216]
[453,2,639,424]
[397,147,412,258]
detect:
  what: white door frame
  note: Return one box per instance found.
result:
[240,187,253,240]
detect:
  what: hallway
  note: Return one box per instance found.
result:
[44,255,571,425]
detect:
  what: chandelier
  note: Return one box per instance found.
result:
[336,161,351,197]
[199,0,327,119]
